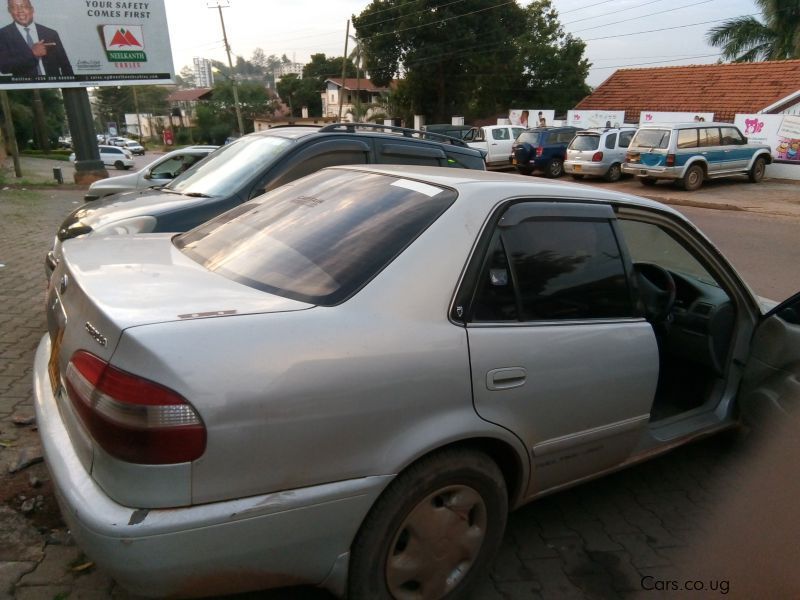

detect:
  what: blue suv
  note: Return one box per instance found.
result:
[511,126,581,177]
[623,122,772,191]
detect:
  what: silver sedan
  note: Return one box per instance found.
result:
[34,165,800,598]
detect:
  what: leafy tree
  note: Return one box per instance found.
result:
[208,79,278,132]
[0,89,67,150]
[508,2,592,113]
[707,0,800,62]
[353,0,526,121]
[174,65,196,88]
[94,85,170,134]
[276,73,323,117]
[303,53,357,83]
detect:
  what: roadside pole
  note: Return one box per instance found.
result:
[0,90,22,177]
[62,88,108,184]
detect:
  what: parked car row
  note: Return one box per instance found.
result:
[35,122,797,600]
[467,121,774,192]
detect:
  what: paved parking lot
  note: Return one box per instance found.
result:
[0,183,797,599]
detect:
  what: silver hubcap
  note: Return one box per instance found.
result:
[386,485,487,600]
[688,169,700,186]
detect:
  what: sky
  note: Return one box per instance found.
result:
[165,0,761,88]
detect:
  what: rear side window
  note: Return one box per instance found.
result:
[631,129,670,150]
[176,169,457,306]
[517,132,542,145]
[471,218,633,322]
[570,135,599,151]
[619,130,635,148]
[556,131,576,144]
[605,133,617,149]
[677,129,698,149]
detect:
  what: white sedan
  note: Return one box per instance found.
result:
[35,165,799,598]
[69,144,134,170]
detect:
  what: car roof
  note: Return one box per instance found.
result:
[638,122,737,129]
[330,164,683,216]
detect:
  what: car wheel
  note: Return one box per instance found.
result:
[571,174,585,180]
[640,177,657,186]
[114,160,125,170]
[748,156,766,183]
[546,158,564,178]
[348,448,508,600]
[604,163,622,182]
[681,164,704,191]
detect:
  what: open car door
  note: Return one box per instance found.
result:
[738,292,800,427]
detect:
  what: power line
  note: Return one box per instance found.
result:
[573,0,717,33]
[563,0,664,26]
[558,0,620,16]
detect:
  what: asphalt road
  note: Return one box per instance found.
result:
[1,187,798,599]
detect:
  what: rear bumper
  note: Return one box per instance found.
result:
[33,334,391,598]
[564,161,607,176]
[622,164,682,179]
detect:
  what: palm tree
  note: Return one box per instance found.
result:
[707,0,800,62]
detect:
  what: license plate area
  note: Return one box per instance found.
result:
[573,164,582,172]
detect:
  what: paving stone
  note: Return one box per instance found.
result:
[0,507,44,563]
[610,533,672,569]
[521,557,585,600]
[13,585,72,600]
[0,562,36,596]
[18,545,82,586]
[489,542,535,582]
[493,580,544,600]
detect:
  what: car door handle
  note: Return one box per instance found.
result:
[486,367,527,391]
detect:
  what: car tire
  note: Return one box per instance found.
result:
[571,174,585,180]
[640,177,657,186]
[681,164,704,191]
[348,448,508,600]
[546,158,564,178]
[114,161,125,170]
[604,163,622,182]
[748,156,766,183]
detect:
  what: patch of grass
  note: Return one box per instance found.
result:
[22,150,71,161]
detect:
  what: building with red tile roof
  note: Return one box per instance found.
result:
[575,60,800,123]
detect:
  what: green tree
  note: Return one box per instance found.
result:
[209,79,277,132]
[353,0,527,121]
[707,0,800,62]
[302,53,357,84]
[276,73,323,117]
[509,1,592,113]
[94,85,169,135]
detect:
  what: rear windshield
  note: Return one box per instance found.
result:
[516,131,542,145]
[569,134,600,151]
[630,129,671,150]
[175,169,457,305]
[165,135,293,197]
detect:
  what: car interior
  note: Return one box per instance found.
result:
[620,217,737,422]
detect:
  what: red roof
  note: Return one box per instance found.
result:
[575,60,800,123]
[167,88,213,102]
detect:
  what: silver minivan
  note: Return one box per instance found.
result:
[565,127,636,182]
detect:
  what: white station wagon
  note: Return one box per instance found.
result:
[35,166,799,598]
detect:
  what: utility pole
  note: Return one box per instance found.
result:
[209,1,244,135]
[0,90,21,177]
[132,86,143,141]
[338,20,349,121]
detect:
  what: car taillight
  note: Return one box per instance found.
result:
[65,350,206,465]
[626,152,639,163]
[666,154,676,166]
[536,146,543,157]
[592,152,604,162]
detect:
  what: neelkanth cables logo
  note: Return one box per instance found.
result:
[101,25,147,62]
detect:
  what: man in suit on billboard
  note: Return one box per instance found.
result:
[0,0,73,77]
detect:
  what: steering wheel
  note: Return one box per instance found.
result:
[633,262,676,322]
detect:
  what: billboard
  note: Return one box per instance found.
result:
[566,110,626,129]
[734,114,800,164]
[0,0,173,89]
[509,109,555,128]
[639,111,715,125]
